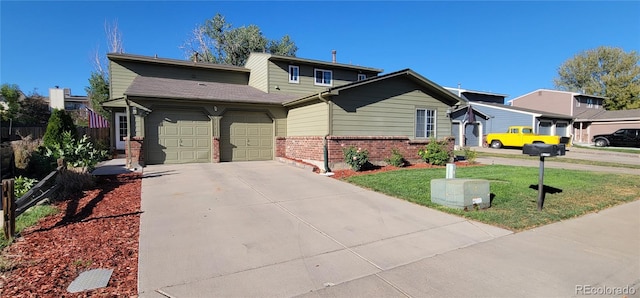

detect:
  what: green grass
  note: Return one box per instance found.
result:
[345,165,640,231]
[0,205,58,250]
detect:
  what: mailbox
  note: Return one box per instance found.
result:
[523,143,566,157]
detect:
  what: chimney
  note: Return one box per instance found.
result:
[332,50,337,63]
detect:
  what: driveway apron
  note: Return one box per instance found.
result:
[138,161,511,297]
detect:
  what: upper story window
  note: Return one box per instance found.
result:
[587,98,594,108]
[415,108,436,138]
[357,74,366,81]
[288,65,299,83]
[314,69,332,86]
[576,98,581,107]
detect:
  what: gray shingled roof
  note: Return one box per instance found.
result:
[479,102,573,119]
[124,76,298,104]
[575,108,640,120]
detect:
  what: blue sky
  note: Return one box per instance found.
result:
[1,1,639,102]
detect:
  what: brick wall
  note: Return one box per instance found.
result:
[276,136,455,170]
[125,136,144,167]
[212,137,220,163]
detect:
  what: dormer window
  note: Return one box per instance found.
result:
[314,69,332,86]
[289,65,299,83]
[358,74,366,81]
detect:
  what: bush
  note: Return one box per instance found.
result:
[384,149,406,167]
[418,139,452,166]
[462,147,478,164]
[56,169,95,199]
[45,131,108,173]
[11,135,45,176]
[14,176,38,198]
[343,146,369,171]
[43,109,77,149]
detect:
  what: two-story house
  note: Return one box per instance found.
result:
[508,89,640,143]
[49,87,89,111]
[103,52,464,170]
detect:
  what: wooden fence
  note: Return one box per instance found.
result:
[2,166,63,240]
[2,127,110,145]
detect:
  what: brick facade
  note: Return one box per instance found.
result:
[125,136,144,167]
[212,137,220,163]
[276,136,455,170]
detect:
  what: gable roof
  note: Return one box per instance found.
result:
[284,69,464,107]
[471,101,573,120]
[107,53,250,73]
[444,87,508,99]
[124,76,297,104]
[250,52,383,73]
[575,108,640,121]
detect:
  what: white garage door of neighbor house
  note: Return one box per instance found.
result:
[146,109,211,164]
[220,111,273,162]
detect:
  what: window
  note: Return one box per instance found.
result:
[288,65,299,83]
[415,109,436,138]
[595,99,600,109]
[576,98,581,107]
[587,98,594,108]
[357,74,366,81]
[314,69,332,86]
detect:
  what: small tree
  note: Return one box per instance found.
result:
[43,109,77,149]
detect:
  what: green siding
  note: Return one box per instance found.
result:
[110,61,137,100]
[109,60,249,100]
[330,77,452,138]
[267,60,378,95]
[287,101,328,136]
[245,53,270,92]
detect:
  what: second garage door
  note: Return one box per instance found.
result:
[146,109,211,164]
[220,111,273,161]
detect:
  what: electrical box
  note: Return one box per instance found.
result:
[431,179,490,210]
[523,143,566,157]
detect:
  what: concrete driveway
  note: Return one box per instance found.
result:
[138,161,512,297]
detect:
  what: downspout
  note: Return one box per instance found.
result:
[318,92,332,174]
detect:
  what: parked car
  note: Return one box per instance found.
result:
[486,126,572,149]
[593,129,640,147]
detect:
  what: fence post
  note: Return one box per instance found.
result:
[2,179,16,240]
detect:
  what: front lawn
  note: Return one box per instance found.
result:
[345,165,640,231]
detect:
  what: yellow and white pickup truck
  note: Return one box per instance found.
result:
[486,126,571,149]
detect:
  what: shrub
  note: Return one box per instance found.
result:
[462,147,478,164]
[45,131,108,173]
[384,149,406,167]
[343,146,369,171]
[418,138,452,166]
[15,176,38,198]
[56,169,95,199]
[11,135,44,174]
[43,109,77,149]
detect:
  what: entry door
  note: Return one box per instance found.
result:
[115,112,127,150]
[465,123,480,147]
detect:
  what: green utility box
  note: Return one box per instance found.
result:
[431,179,490,210]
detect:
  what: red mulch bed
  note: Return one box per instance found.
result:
[331,161,480,179]
[0,173,142,297]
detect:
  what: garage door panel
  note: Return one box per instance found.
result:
[146,109,211,164]
[221,111,273,162]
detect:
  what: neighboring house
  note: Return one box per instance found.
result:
[48,87,89,111]
[449,101,573,147]
[573,109,640,143]
[506,89,638,143]
[103,52,463,169]
[444,87,508,147]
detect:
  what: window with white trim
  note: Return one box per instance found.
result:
[314,69,332,86]
[357,74,366,81]
[288,65,299,83]
[587,98,594,108]
[576,98,581,107]
[415,108,436,138]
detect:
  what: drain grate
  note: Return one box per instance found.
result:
[67,268,113,293]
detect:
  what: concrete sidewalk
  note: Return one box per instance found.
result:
[137,161,639,297]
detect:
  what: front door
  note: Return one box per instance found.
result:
[115,112,127,150]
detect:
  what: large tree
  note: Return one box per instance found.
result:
[181,13,298,66]
[554,46,640,110]
[18,90,50,126]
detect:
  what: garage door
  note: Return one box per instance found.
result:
[146,109,211,164]
[220,111,273,162]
